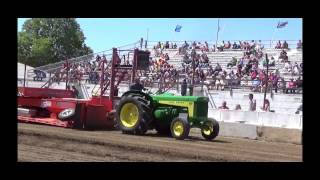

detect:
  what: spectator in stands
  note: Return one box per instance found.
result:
[255,40,263,51]
[181,79,187,96]
[165,41,169,49]
[213,63,222,74]
[248,93,256,111]
[164,53,170,61]
[227,70,237,86]
[183,41,189,49]
[293,62,301,75]
[249,40,255,49]
[232,42,237,49]
[218,101,229,110]
[215,73,226,91]
[275,41,281,49]
[297,40,302,49]
[280,77,286,93]
[226,41,231,49]
[279,50,288,62]
[239,41,244,49]
[286,78,296,94]
[250,69,258,80]
[140,38,143,48]
[72,85,79,98]
[173,43,177,49]
[169,42,173,49]
[205,41,209,51]
[96,55,101,62]
[271,73,280,93]
[192,41,197,49]
[251,77,261,92]
[212,45,216,52]
[161,42,164,50]
[227,57,237,68]
[282,41,289,49]
[235,104,241,110]
[223,41,228,49]
[295,76,302,89]
[218,41,224,51]
[284,61,292,72]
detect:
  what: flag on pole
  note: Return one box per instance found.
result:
[277,21,288,28]
[175,25,182,32]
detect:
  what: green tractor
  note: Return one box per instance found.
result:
[115,91,219,140]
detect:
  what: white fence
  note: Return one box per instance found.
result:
[208,109,302,129]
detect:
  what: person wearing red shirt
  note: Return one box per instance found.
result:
[287,79,296,94]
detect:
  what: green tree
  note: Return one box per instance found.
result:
[18,18,93,67]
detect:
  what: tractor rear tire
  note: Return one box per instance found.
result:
[116,93,153,135]
[201,118,219,140]
[170,117,190,140]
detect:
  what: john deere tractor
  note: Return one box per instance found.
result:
[116,91,219,140]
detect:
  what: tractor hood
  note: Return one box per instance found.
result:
[152,94,209,102]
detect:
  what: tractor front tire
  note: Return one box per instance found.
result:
[201,118,219,140]
[170,117,190,140]
[116,94,152,135]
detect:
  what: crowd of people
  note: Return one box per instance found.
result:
[149,40,303,95]
[47,40,302,96]
[155,39,302,53]
[218,94,271,112]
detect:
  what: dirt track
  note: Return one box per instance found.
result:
[18,123,302,162]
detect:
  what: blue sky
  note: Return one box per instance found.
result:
[18,18,302,53]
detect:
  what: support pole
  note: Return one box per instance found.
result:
[109,48,117,101]
[65,59,69,90]
[23,63,26,87]
[263,54,269,110]
[131,49,138,84]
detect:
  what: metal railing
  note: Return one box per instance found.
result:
[146,40,301,49]
[34,41,140,73]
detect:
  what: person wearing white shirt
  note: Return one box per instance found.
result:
[248,93,256,111]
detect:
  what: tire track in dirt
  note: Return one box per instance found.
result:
[18,123,302,162]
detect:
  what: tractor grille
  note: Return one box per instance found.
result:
[195,102,208,117]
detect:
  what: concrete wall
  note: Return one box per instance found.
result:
[208,109,302,130]
[208,90,302,114]
[218,122,302,144]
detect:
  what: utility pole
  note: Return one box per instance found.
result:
[215,18,220,49]
[65,58,69,90]
[263,54,269,110]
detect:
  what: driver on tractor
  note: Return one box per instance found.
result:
[130,78,146,92]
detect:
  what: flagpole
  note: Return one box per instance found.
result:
[271,27,277,48]
[147,28,149,42]
[215,18,220,49]
[146,28,149,49]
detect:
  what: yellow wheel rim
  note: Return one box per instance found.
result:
[120,103,139,128]
[203,121,213,136]
[173,121,184,137]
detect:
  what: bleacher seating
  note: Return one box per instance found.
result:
[18,40,302,114]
